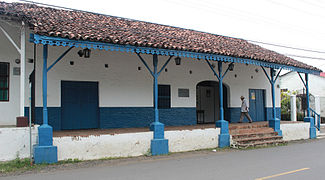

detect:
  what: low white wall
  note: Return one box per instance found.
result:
[54,128,220,161]
[54,132,153,161]
[0,126,38,161]
[281,123,310,141]
[166,128,220,152]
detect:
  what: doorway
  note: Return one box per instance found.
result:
[248,89,266,122]
[196,81,228,124]
[61,81,99,130]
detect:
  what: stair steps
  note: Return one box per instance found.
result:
[229,122,287,149]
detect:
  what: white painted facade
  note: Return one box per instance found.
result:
[0,21,281,126]
[280,71,325,117]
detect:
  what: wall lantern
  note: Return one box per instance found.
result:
[77,48,91,58]
[15,59,20,64]
[228,63,234,71]
[175,57,181,65]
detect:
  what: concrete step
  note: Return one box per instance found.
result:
[232,132,278,140]
[229,122,268,130]
[317,133,325,139]
[235,135,283,144]
[230,127,274,135]
[234,139,287,149]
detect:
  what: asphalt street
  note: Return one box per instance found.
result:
[2,138,325,180]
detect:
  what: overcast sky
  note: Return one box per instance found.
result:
[6,0,325,72]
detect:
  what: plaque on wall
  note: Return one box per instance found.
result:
[178,88,189,97]
[13,67,20,76]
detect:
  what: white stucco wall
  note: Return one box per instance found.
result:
[0,126,38,161]
[280,123,310,141]
[53,132,153,160]
[0,20,281,126]
[54,128,220,161]
[166,128,220,152]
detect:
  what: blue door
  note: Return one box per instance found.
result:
[61,81,99,130]
[249,89,266,122]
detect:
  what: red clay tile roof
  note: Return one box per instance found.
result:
[0,2,320,71]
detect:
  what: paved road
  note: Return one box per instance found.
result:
[2,139,325,180]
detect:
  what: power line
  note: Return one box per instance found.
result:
[248,40,325,54]
[285,54,325,61]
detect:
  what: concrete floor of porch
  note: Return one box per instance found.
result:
[52,121,304,137]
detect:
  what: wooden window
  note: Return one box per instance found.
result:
[0,62,9,101]
[158,84,170,109]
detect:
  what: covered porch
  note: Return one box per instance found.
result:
[0,2,320,164]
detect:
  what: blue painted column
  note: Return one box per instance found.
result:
[218,62,224,121]
[268,68,282,136]
[215,62,230,148]
[33,44,58,164]
[153,55,159,123]
[304,73,316,139]
[150,54,168,155]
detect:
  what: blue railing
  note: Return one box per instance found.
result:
[309,108,321,131]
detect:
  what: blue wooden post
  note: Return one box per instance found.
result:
[270,68,276,120]
[33,44,58,164]
[304,73,316,139]
[137,53,172,155]
[305,74,310,117]
[43,44,48,125]
[205,60,230,148]
[153,55,159,123]
[218,62,224,121]
[261,67,282,136]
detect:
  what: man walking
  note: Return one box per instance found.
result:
[239,96,253,123]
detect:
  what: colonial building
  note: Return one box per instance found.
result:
[0,2,320,163]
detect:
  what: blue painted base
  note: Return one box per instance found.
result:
[268,118,282,136]
[33,145,58,164]
[216,120,230,147]
[304,117,316,139]
[151,139,169,156]
[215,119,229,134]
[310,127,317,139]
[150,122,165,139]
[218,134,230,148]
[38,124,53,146]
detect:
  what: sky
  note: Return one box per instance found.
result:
[5,0,325,72]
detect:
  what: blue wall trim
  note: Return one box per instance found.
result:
[228,107,281,123]
[26,106,281,130]
[100,107,197,129]
[25,107,61,130]
[27,107,196,130]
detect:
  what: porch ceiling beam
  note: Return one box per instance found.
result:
[297,72,307,88]
[222,62,234,79]
[157,56,173,76]
[47,46,74,72]
[0,24,21,53]
[274,68,282,82]
[205,60,220,80]
[261,66,272,84]
[136,53,154,77]
[136,53,173,77]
